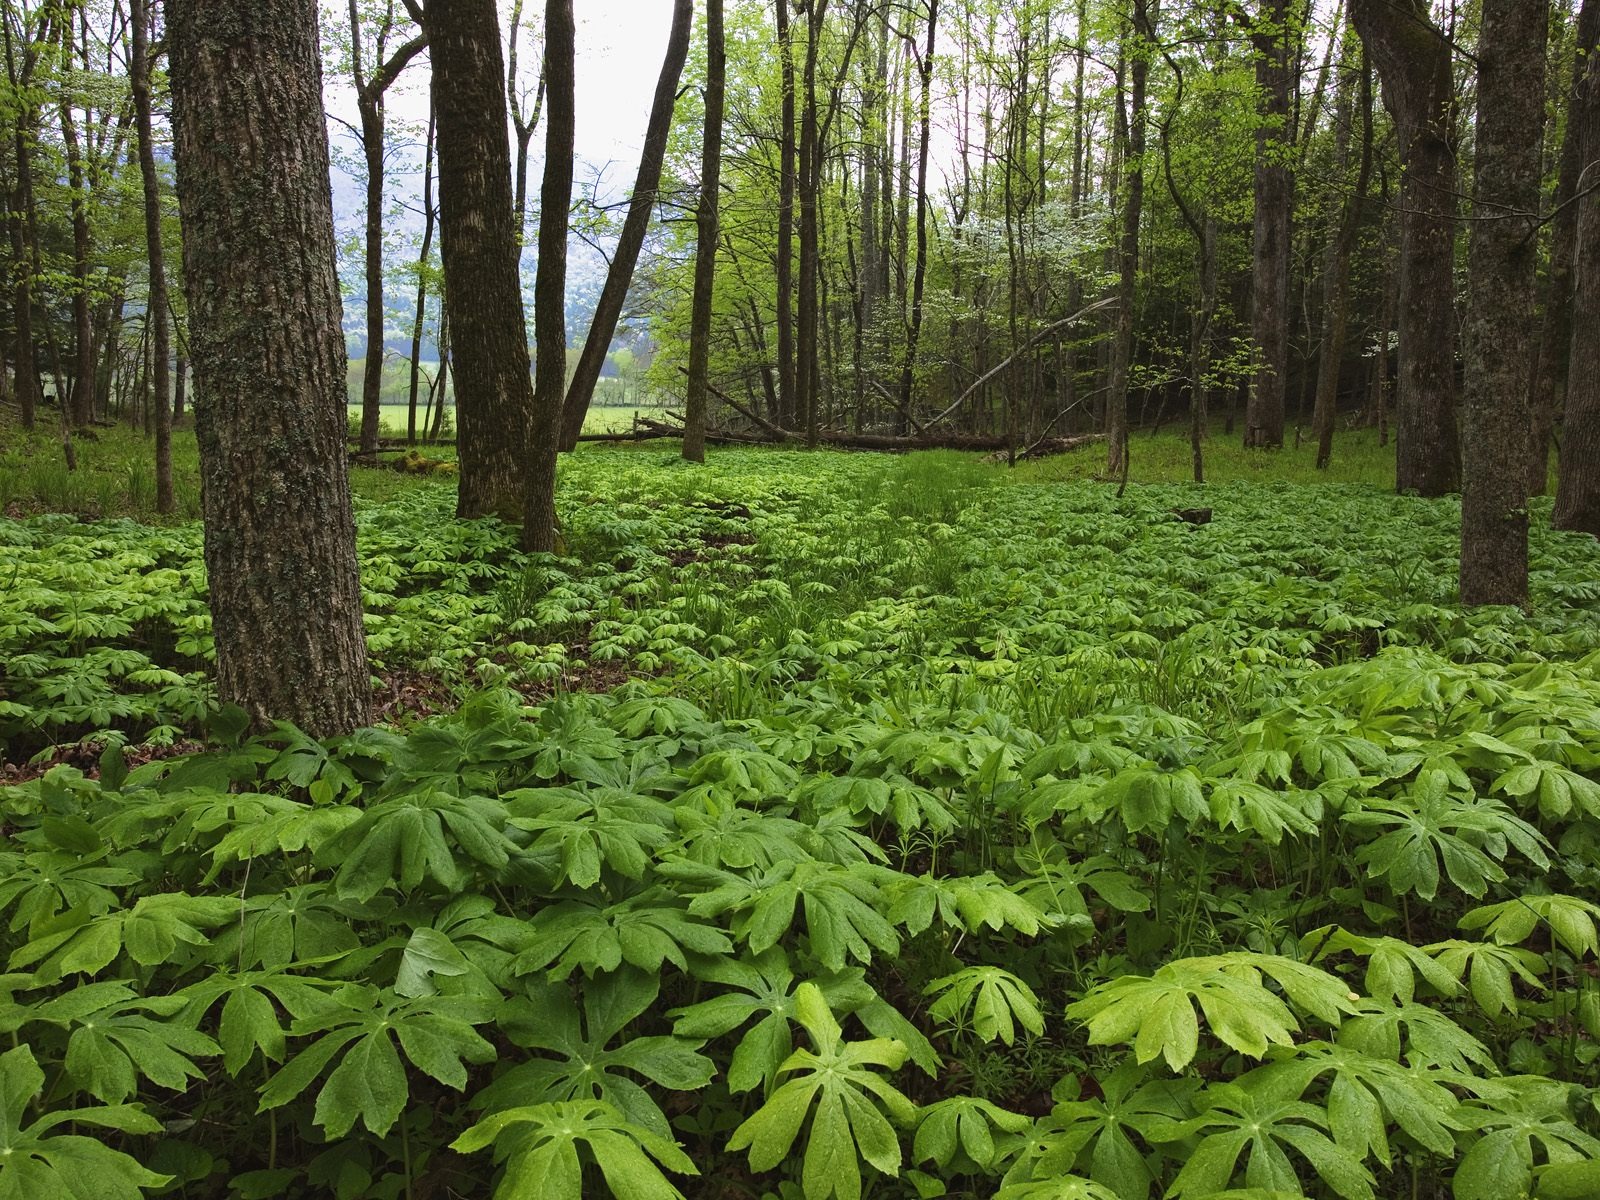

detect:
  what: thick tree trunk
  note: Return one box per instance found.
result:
[168,0,371,736]
[524,0,574,551]
[560,0,691,450]
[683,0,725,464]
[131,0,172,514]
[1531,0,1598,495]
[430,0,535,521]
[1351,0,1461,496]
[775,0,797,429]
[1461,0,1544,602]
[1245,0,1292,449]
[1554,0,1600,534]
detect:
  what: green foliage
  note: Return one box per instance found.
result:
[4,446,1600,1198]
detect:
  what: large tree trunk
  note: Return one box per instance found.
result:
[683,0,725,464]
[1351,0,1461,496]
[430,0,535,521]
[1531,0,1598,494]
[1244,0,1292,449]
[559,0,692,450]
[168,0,370,736]
[131,0,172,514]
[524,0,574,551]
[1460,0,1545,602]
[1554,0,1600,534]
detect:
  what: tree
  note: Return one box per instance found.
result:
[130,0,171,514]
[1106,3,1149,478]
[1350,0,1461,496]
[344,0,427,457]
[1244,0,1292,449]
[683,0,725,464]
[1459,0,1545,603]
[426,0,535,522]
[1554,0,1600,534]
[559,0,692,451]
[167,0,371,736]
[525,0,573,551]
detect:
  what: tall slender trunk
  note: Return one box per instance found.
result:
[1460,0,1544,603]
[683,0,726,463]
[524,0,574,551]
[798,0,827,445]
[896,0,938,420]
[1106,10,1147,478]
[507,0,546,240]
[132,0,172,513]
[1313,43,1372,471]
[56,16,94,427]
[1554,0,1600,533]
[560,0,692,449]
[775,0,797,428]
[407,102,437,445]
[1245,0,1292,449]
[1531,0,1598,494]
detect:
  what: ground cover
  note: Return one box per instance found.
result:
[2,435,1600,1198]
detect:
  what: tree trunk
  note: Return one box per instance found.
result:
[1554,0,1600,534]
[524,0,574,551]
[407,102,436,446]
[560,0,691,450]
[168,0,370,736]
[1313,41,1372,471]
[55,17,95,427]
[507,0,546,240]
[132,0,173,514]
[775,0,797,429]
[1460,0,1544,602]
[430,0,535,521]
[896,0,939,421]
[1351,0,1461,495]
[1106,14,1147,478]
[1245,0,1292,449]
[1530,0,1598,494]
[683,0,725,464]
[798,0,826,446]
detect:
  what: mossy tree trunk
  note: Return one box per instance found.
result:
[168,0,371,737]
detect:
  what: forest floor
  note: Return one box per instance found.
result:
[1,411,1599,1199]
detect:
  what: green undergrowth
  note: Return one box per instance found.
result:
[4,446,1600,1199]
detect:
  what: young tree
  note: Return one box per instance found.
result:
[1244,0,1292,449]
[345,0,427,457]
[1460,0,1545,603]
[1351,0,1461,496]
[683,0,724,464]
[130,0,171,513]
[559,0,692,450]
[524,0,573,551]
[168,0,371,736]
[1106,2,1149,478]
[426,0,536,521]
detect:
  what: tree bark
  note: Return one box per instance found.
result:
[168,0,371,736]
[507,0,546,239]
[1351,0,1461,495]
[683,0,725,464]
[1531,0,1598,494]
[896,0,939,421]
[1106,11,1147,478]
[131,0,172,514]
[559,0,691,450]
[524,0,573,551]
[1460,0,1544,602]
[775,0,797,429]
[429,0,535,521]
[1554,0,1600,534]
[407,101,436,446]
[798,0,826,446]
[1245,0,1292,449]
[55,15,95,427]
